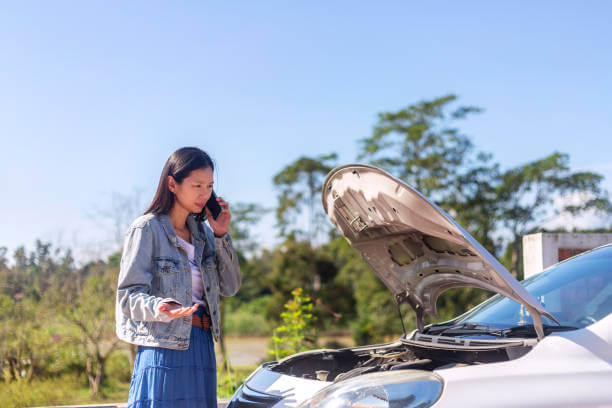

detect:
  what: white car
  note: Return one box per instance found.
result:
[228,164,612,408]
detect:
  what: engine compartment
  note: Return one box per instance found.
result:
[268,336,534,382]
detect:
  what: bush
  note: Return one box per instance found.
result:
[224,295,272,336]
[105,350,132,384]
[46,337,87,376]
[268,288,317,360]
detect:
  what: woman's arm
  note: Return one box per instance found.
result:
[116,222,179,322]
[213,231,242,296]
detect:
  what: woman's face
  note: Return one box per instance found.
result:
[168,167,214,214]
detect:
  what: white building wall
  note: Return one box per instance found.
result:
[523,233,612,279]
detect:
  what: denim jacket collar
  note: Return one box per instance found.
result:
[158,213,205,248]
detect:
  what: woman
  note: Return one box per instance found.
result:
[115,146,242,408]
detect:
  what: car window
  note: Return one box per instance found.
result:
[458,245,612,329]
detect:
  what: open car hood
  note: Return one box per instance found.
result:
[322,164,556,339]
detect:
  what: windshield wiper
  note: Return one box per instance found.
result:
[425,322,578,338]
[425,322,507,337]
[496,324,578,338]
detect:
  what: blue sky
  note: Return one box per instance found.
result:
[1,1,611,264]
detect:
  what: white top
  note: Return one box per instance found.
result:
[176,235,206,307]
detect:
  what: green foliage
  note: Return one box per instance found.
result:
[0,373,78,408]
[429,288,493,323]
[104,351,132,384]
[0,94,610,408]
[357,95,610,279]
[0,289,67,383]
[442,151,502,256]
[358,94,481,198]
[325,237,414,343]
[496,152,610,277]
[228,202,271,256]
[269,288,317,360]
[0,243,122,396]
[0,370,131,408]
[216,365,257,399]
[224,295,272,336]
[61,264,120,397]
[273,153,338,241]
[232,248,274,303]
[265,238,356,331]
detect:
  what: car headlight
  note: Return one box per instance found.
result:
[297,370,443,408]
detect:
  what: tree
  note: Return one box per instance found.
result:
[443,152,502,255]
[89,188,146,250]
[326,237,412,344]
[62,261,120,397]
[263,238,355,331]
[273,154,338,243]
[496,152,610,278]
[353,95,496,340]
[0,247,7,269]
[227,202,271,257]
[5,297,59,382]
[358,94,482,199]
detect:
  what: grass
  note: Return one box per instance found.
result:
[0,372,129,408]
[217,364,257,399]
[0,364,256,408]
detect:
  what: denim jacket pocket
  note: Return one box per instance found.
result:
[150,318,183,339]
[136,320,150,335]
[153,258,180,299]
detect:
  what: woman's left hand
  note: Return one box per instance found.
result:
[205,196,231,237]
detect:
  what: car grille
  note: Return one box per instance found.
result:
[227,384,283,408]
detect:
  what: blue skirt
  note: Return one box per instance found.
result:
[128,306,217,408]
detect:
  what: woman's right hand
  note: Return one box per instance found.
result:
[158,302,199,319]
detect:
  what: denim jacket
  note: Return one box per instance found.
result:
[115,212,241,349]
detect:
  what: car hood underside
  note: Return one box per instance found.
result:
[321,164,556,338]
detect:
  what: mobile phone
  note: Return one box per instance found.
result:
[204,190,222,220]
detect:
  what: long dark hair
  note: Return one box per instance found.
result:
[144,147,215,220]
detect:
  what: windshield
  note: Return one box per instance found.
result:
[456,245,612,330]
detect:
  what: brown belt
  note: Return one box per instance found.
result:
[191,313,211,330]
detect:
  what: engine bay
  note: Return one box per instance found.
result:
[268,335,534,382]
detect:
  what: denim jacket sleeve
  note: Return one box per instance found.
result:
[213,231,242,296]
[116,222,179,323]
